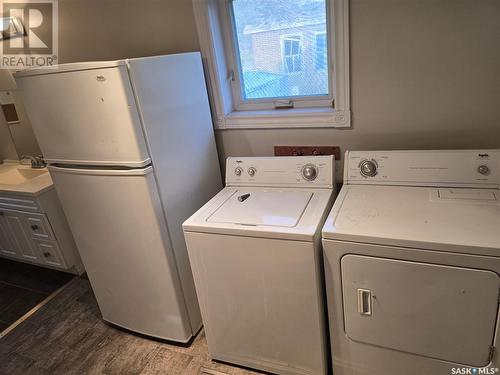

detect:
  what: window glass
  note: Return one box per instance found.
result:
[315,33,327,70]
[231,0,329,100]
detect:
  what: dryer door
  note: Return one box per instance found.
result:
[341,255,499,367]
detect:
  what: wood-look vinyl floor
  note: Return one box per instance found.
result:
[0,258,74,330]
[0,277,263,375]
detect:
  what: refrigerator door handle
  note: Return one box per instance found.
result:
[48,165,153,176]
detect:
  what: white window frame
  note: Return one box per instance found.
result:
[192,0,350,129]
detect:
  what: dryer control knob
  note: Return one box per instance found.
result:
[234,167,243,176]
[478,165,490,175]
[360,160,378,177]
[302,164,318,181]
[248,167,256,177]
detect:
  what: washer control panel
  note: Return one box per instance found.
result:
[477,165,490,176]
[226,156,334,188]
[345,150,499,187]
[301,164,318,181]
[359,159,378,177]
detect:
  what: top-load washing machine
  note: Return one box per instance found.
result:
[322,149,500,375]
[183,156,336,375]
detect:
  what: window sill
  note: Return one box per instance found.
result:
[217,108,351,129]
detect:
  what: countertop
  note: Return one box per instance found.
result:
[0,160,54,197]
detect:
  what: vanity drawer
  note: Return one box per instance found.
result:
[0,195,41,212]
[25,213,55,241]
[34,239,67,269]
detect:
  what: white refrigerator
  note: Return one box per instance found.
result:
[14,53,222,342]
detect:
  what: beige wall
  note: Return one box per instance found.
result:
[58,0,199,63]
[6,91,42,157]
[0,113,18,161]
[0,71,18,160]
[2,0,499,170]
[0,97,41,160]
[0,71,42,159]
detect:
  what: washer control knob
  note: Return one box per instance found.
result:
[302,164,318,181]
[248,167,256,177]
[360,160,378,177]
[234,167,243,176]
[478,165,490,175]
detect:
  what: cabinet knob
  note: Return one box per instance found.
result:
[31,224,39,231]
[43,252,50,258]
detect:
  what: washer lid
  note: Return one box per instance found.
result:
[183,187,334,241]
[207,190,312,227]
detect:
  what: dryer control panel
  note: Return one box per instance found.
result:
[226,156,334,188]
[344,149,499,188]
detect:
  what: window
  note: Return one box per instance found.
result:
[315,33,327,70]
[230,0,328,102]
[283,36,302,74]
[192,0,350,128]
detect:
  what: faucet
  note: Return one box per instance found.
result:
[21,155,47,169]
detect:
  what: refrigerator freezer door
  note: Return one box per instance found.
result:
[16,65,150,167]
[48,165,194,342]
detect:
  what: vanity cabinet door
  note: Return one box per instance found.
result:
[25,214,55,241]
[3,210,40,262]
[34,240,66,269]
[0,211,18,257]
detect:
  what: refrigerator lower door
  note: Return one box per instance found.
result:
[48,165,194,342]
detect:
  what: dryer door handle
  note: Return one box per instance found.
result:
[357,289,372,316]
